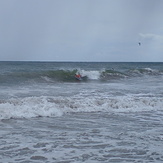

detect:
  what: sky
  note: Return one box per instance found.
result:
[0,0,163,62]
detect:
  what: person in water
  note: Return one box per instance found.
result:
[75,72,81,79]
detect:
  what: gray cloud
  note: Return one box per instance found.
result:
[0,0,163,61]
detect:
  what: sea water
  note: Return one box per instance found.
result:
[0,62,163,163]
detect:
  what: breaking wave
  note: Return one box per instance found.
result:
[128,67,163,76]
[1,67,162,84]
[0,95,163,120]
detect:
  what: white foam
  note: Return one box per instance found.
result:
[0,97,63,119]
[79,70,101,80]
[144,68,154,72]
[0,95,163,120]
[41,76,53,82]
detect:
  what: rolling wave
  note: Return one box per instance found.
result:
[0,67,162,84]
[128,67,163,76]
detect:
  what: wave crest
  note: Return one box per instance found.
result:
[0,67,163,84]
[129,68,163,76]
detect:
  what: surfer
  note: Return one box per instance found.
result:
[75,72,82,80]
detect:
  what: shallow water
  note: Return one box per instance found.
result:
[1,111,163,163]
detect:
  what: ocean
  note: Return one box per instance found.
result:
[0,61,163,163]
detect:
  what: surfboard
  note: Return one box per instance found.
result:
[75,75,82,81]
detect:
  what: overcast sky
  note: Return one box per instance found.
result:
[0,0,163,62]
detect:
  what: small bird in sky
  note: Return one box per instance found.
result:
[138,42,141,46]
